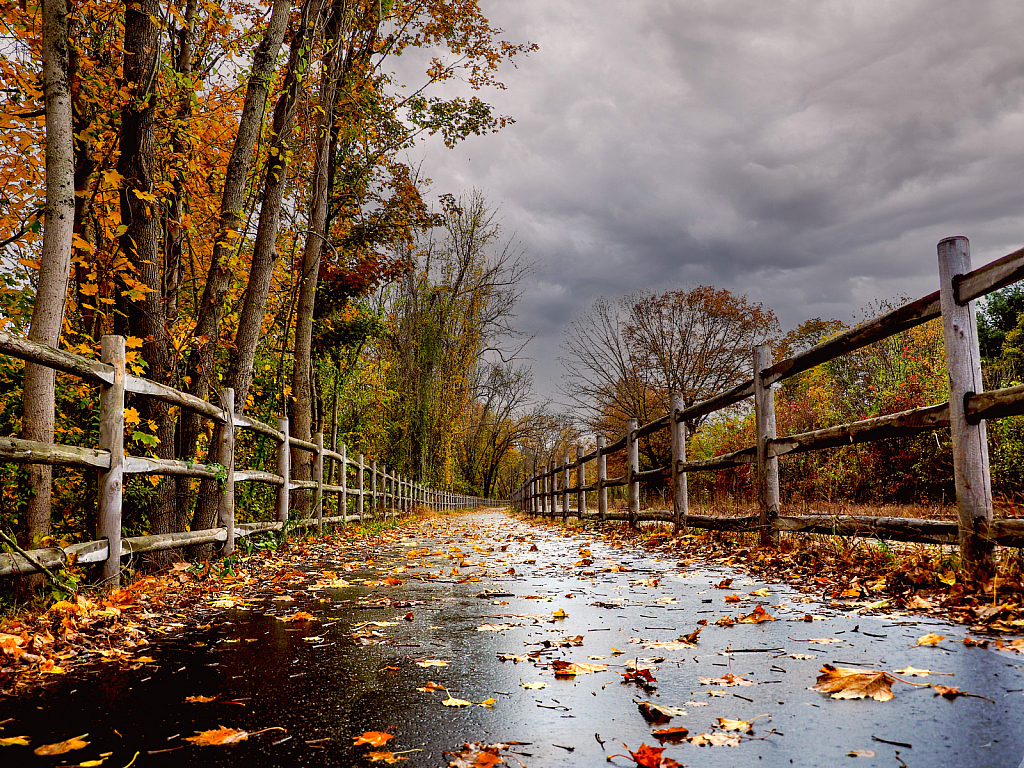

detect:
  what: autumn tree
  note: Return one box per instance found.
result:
[377,191,530,488]
[560,286,779,447]
[20,0,75,545]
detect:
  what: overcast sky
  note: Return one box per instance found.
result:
[410,0,1024,403]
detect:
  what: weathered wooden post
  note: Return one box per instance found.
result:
[276,417,290,523]
[938,236,995,579]
[371,461,378,520]
[550,460,557,516]
[754,344,780,545]
[97,335,125,586]
[597,435,607,520]
[576,444,586,518]
[627,418,639,528]
[357,453,365,522]
[539,465,547,516]
[218,388,236,554]
[339,443,347,522]
[313,431,323,533]
[671,391,688,531]
[562,454,570,519]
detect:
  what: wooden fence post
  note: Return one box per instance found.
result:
[97,335,125,586]
[217,388,236,555]
[671,391,688,531]
[549,460,556,516]
[754,344,780,545]
[357,453,364,522]
[627,418,639,528]
[339,442,347,522]
[562,454,570,519]
[539,466,547,516]
[576,444,586,518]
[371,461,378,520]
[276,417,290,523]
[313,431,323,533]
[938,236,996,579]
[597,435,607,520]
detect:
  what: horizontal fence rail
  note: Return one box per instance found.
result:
[513,238,1024,576]
[0,333,501,584]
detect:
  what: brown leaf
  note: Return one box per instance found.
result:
[916,632,946,646]
[185,695,218,703]
[33,734,89,755]
[811,664,896,701]
[651,727,689,743]
[637,701,688,722]
[688,732,741,747]
[736,605,775,623]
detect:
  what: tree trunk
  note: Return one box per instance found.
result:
[291,0,348,517]
[180,0,293,548]
[22,0,75,549]
[188,0,327,543]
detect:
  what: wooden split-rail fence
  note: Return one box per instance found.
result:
[512,237,1024,577]
[0,333,496,586]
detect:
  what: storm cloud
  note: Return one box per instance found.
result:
[408,0,1024,401]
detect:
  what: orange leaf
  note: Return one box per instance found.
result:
[354,731,394,747]
[33,734,89,755]
[185,726,250,746]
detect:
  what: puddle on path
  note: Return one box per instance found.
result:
[2,511,1023,767]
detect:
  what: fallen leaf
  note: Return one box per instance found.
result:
[478,698,497,708]
[892,666,944,677]
[916,633,946,647]
[651,727,689,743]
[477,624,516,632]
[417,681,446,692]
[688,732,741,747]
[737,605,775,623]
[637,700,688,722]
[278,611,316,623]
[807,638,842,645]
[185,695,218,703]
[415,659,449,667]
[354,732,394,747]
[789,653,816,660]
[186,727,249,746]
[34,734,89,755]
[551,609,568,619]
[520,681,547,689]
[367,751,408,763]
[442,695,471,707]
[847,749,876,757]
[700,673,755,687]
[0,736,30,746]
[716,714,769,733]
[811,665,896,701]
[496,653,527,663]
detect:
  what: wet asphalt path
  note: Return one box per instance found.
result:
[1,510,1023,767]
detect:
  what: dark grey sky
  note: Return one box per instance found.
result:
[411,0,1024,402]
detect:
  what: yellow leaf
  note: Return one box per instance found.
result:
[442,695,471,707]
[124,407,141,427]
[916,633,946,647]
[124,336,145,349]
[0,736,30,746]
[477,698,496,708]
[415,659,448,667]
[551,609,567,619]
[811,665,896,701]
